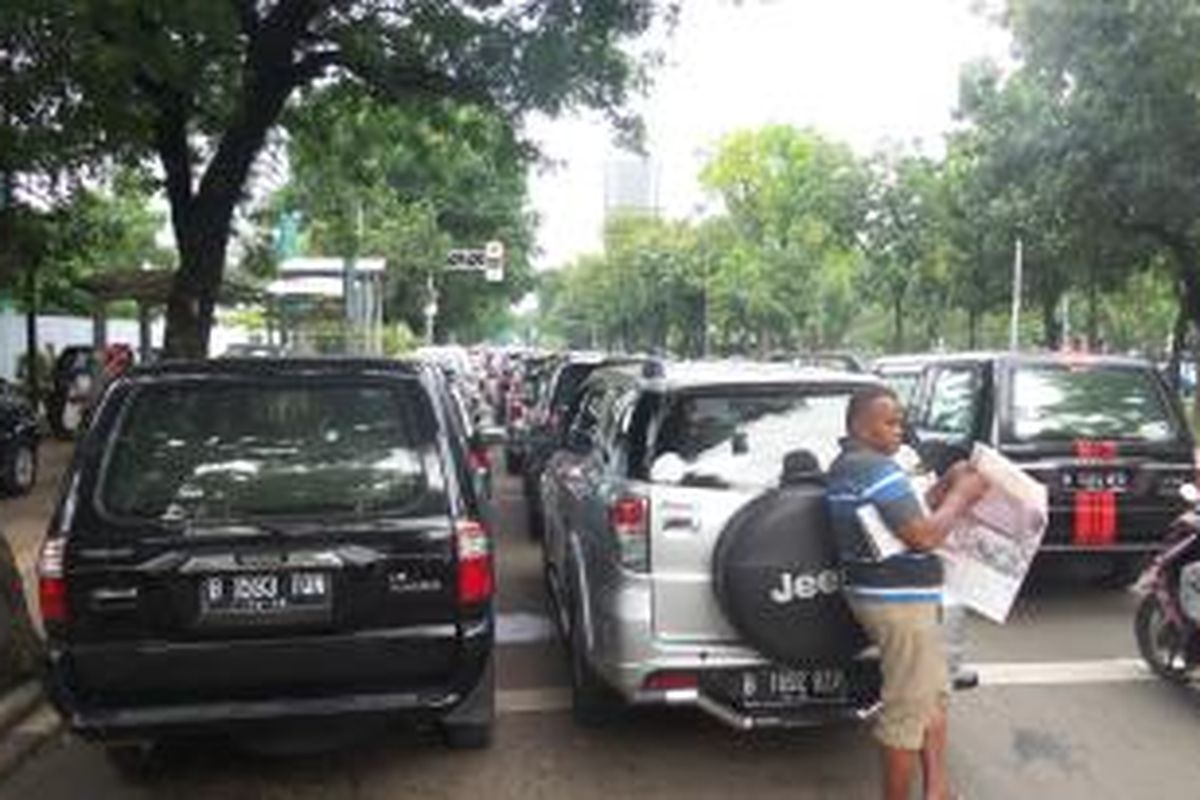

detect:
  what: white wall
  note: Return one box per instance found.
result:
[0,310,253,380]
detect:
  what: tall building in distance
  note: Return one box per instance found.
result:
[603,156,661,218]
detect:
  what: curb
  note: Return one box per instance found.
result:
[0,682,63,782]
[0,703,62,782]
[0,683,40,737]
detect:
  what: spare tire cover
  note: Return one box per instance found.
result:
[713,485,868,666]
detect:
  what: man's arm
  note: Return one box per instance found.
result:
[869,462,988,553]
[898,470,988,551]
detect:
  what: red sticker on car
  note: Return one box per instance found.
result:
[1073,490,1118,546]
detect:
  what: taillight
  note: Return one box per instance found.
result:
[37,537,68,626]
[609,495,649,571]
[455,519,493,607]
[642,671,699,692]
[468,447,491,473]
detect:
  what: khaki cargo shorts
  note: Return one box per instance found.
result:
[848,599,949,750]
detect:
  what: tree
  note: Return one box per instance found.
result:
[861,151,944,351]
[700,126,869,353]
[1004,0,1200,347]
[10,0,672,357]
[278,83,536,343]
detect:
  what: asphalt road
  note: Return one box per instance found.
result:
[4,467,1200,799]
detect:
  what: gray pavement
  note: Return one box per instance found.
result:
[1,466,1195,799]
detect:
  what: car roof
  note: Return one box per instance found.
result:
[597,359,882,391]
[903,350,1158,370]
[123,357,431,381]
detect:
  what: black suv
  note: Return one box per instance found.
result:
[38,359,495,763]
[907,352,1195,583]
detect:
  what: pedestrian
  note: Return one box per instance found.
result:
[827,385,988,800]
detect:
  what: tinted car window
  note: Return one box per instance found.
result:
[100,381,446,521]
[924,367,978,436]
[550,363,599,411]
[652,390,851,487]
[1009,365,1178,442]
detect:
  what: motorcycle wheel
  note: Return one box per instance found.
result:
[1135,594,1195,682]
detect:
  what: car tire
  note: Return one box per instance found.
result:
[0,442,37,497]
[103,742,158,780]
[567,581,622,727]
[1098,555,1148,589]
[442,722,493,750]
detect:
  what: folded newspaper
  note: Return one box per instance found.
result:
[856,443,1048,623]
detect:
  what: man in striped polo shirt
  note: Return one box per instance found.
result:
[828,385,987,800]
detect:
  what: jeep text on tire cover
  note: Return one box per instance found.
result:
[768,569,843,604]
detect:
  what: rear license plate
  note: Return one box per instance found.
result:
[707,667,849,708]
[1062,469,1130,491]
[200,572,331,616]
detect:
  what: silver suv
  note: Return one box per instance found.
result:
[539,360,884,729]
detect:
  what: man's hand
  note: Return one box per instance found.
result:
[902,464,989,552]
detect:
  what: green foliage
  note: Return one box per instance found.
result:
[274,83,536,343]
[4,0,671,355]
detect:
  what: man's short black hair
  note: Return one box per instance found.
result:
[845,384,900,432]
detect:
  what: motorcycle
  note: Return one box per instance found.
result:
[1134,484,1200,681]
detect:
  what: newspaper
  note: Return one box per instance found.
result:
[937,443,1048,624]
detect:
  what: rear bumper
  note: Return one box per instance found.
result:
[45,620,492,740]
[1039,505,1179,553]
[584,572,880,729]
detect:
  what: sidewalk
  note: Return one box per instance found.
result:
[2,441,72,604]
[0,441,71,780]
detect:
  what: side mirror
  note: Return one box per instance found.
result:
[472,426,507,448]
[564,427,594,454]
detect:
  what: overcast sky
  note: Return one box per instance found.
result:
[523,0,1012,272]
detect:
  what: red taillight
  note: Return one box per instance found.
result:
[609,495,649,571]
[468,447,491,473]
[37,537,68,625]
[642,671,699,691]
[455,519,493,607]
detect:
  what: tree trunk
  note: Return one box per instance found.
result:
[1041,295,1063,350]
[23,255,37,403]
[1168,291,1188,393]
[967,307,980,350]
[891,293,905,353]
[1087,274,1100,348]
[164,211,231,358]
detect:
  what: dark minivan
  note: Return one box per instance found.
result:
[38,359,495,764]
[907,352,1195,584]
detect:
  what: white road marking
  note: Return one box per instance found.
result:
[972,658,1153,686]
[497,688,572,714]
[495,612,555,644]
[494,658,1158,716]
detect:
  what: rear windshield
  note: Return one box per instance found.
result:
[651,389,852,487]
[550,363,600,411]
[1008,365,1179,443]
[100,381,446,521]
